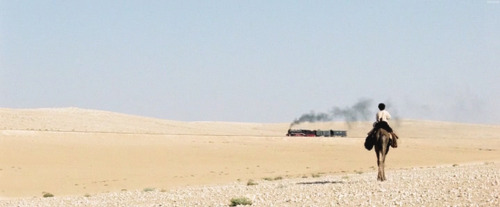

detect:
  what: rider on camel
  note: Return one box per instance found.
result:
[365,103,398,149]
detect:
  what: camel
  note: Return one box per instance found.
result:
[374,128,391,181]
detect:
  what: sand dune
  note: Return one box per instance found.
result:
[1,108,499,199]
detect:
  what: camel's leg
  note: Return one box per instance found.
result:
[378,156,385,181]
[376,149,384,181]
[380,149,386,181]
[380,138,388,181]
[376,138,388,181]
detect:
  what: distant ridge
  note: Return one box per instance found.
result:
[0,107,288,136]
[0,107,183,133]
[1,107,499,138]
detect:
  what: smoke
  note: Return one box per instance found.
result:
[290,111,332,128]
[290,98,374,128]
[331,98,373,123]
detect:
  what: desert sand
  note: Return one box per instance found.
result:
[0,108,499,205]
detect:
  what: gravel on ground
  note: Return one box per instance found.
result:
[1,162,498,207]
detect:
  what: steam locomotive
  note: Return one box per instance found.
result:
[286,129,347,137]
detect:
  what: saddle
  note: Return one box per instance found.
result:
[389,132,398,148]
[364,128,398,150]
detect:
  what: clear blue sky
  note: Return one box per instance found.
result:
[1,1,499,124]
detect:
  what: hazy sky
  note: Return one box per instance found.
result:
[1,1,499,124]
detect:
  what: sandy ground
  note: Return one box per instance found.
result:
[1,108,499,200]
[1,163,498,206]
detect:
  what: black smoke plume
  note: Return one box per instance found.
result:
[331,98,373,123]
[290,111,332,128]
[290,98,374,128]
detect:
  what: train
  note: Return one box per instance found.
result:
[286,129,347,137]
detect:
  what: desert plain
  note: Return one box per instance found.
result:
[0,108,499,206]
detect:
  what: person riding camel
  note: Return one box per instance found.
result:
[365,103,398,149]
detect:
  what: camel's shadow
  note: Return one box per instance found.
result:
[296,180,345,185]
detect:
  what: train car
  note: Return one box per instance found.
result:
[287,129,347,137]
[332,130,347,137]
[316,130,331,137]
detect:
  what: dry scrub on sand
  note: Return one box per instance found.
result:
[1,163,498,206]
[0,108,499,205]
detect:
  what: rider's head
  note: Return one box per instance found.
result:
[378,103,386,110]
